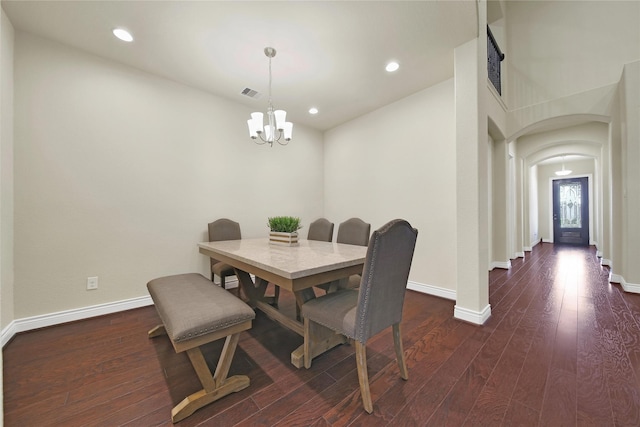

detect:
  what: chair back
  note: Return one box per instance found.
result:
[336,217,371,247]
[208,218,241,242]
[354,219,418,343]
[307,218,334,242]
[208,219,241,264]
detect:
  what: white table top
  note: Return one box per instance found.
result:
[198,238,368,280]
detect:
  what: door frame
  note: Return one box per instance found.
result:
[548,174,594,246]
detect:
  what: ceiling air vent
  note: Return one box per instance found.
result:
[241,87,262,99]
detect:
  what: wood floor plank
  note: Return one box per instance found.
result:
[608,285,640,385]
[424,328,513,426]
[592,283,640,426]
[234,372,337,426]
[576,294,614,426]
[369,318,475,419]
[502,399,540,426]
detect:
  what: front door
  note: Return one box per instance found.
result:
[552,177,589,246]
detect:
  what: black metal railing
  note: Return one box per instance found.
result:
[487,26,505,95]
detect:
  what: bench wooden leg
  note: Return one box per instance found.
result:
[171,333,250,423]
[148,324,166,338]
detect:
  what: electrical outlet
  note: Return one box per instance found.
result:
[87,276,98,290]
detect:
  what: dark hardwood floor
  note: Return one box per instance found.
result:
[4,242,640,426]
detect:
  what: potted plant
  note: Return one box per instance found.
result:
[268,216,302,246]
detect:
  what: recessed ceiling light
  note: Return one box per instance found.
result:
[386,61,399,72]
[113,28,133,42]
[309,108,319,115]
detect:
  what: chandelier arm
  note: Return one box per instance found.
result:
[255,133,270,145]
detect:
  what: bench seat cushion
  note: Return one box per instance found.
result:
[147,273,255,343]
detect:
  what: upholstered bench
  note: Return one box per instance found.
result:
[147,273,255,423]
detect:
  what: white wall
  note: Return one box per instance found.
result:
[487,134,493,266]
[0,4,14,421]
[1,7,14,330]
[491,136,511,267]
[13,32,324,318]
[324,79,457,293]
[528,164,538,247]
[618,61,640,287]
[506,0,640,110]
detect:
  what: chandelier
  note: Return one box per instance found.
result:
[555,156,572,176]
[247,47,293,146]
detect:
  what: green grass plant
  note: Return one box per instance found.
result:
[268,216,302,233]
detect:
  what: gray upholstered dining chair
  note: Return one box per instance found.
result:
[335,217,371,290]
[301,219,418,413]
[307,218,334,242]
[337,217,371,247]
[208,218,241,294]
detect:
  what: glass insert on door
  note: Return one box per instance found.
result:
[559,182,582,228]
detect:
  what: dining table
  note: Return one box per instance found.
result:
[198,238,368,368]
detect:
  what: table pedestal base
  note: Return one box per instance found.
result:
[234,268,349,368]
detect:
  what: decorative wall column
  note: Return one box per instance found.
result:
[491,137,511,269]
[453,0,491,324]
[620,62,640,291]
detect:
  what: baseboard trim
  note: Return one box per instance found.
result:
[1,277,503,344]
[407,281,456,301]
[1,279,456,346]
[601,258,612,267]
[2,295,153,348]
[542,238,553,243]
[490,260,512,270]
[523,246,532,252]
[213,276,239,289]
[609,271,640,294]
[622,281,640,294]
[454,303,491,325]
[515,251,525,258]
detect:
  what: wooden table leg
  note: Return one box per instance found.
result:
[292,319,347,368]
[232,271,349,369]
[233,269,267,307]
[234,269,280,306]
[290,287,347,368]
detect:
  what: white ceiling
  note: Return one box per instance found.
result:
[2,0,478,131]
[537,155,589,165]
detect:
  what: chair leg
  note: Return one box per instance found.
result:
[273,285,280,307]
[392,323,408,380]
[355,341,373,413]
[234,275,243,299]
[303,318,312,369]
